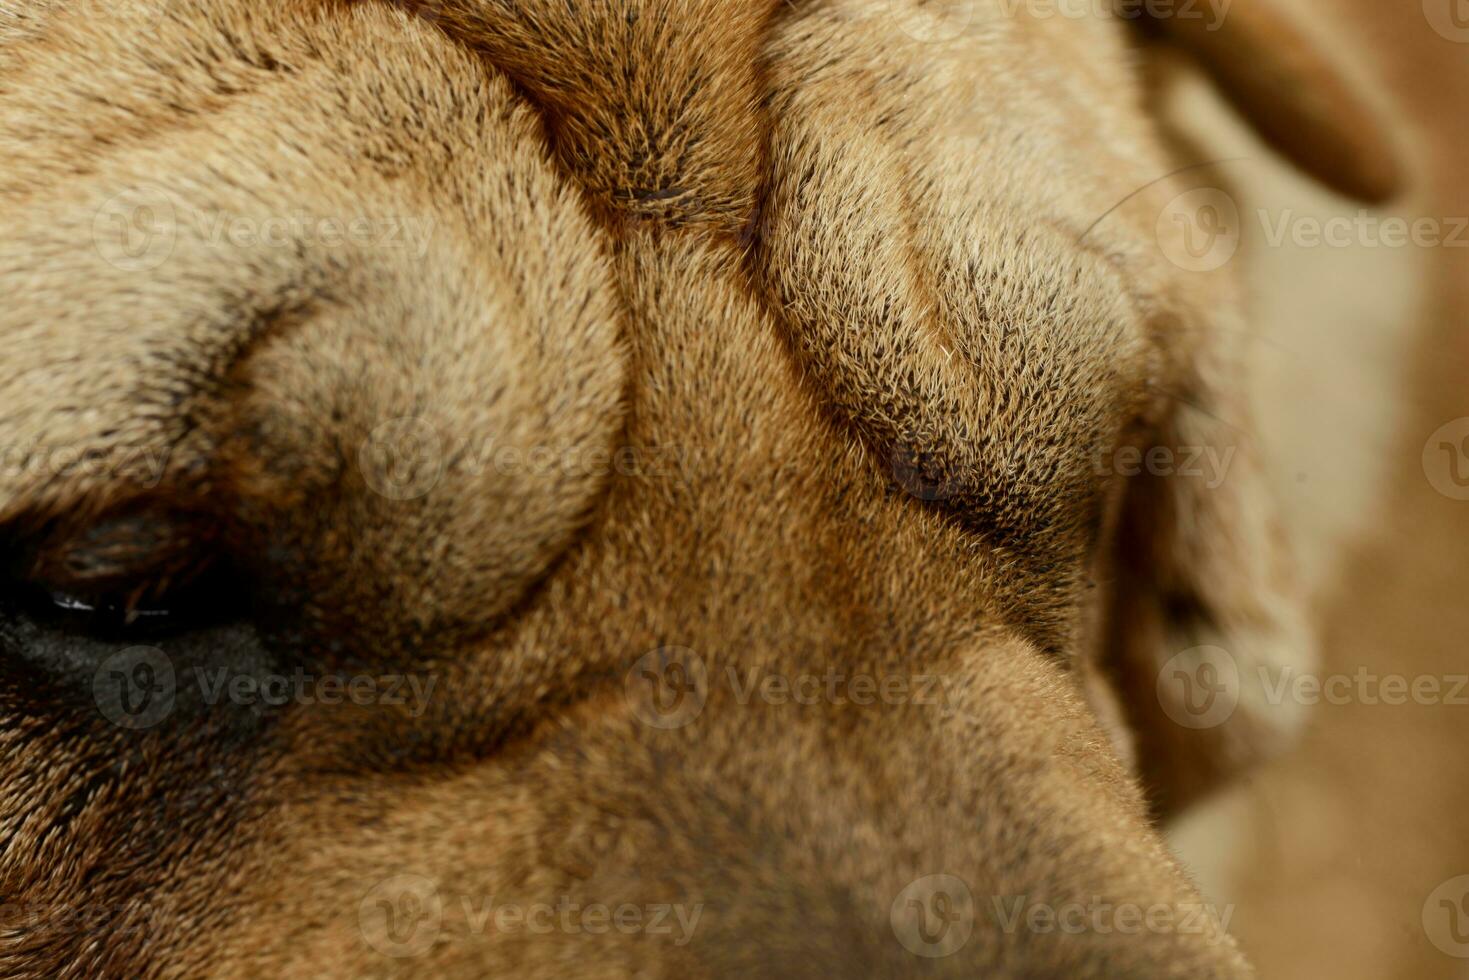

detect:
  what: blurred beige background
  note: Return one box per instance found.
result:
[1163,1,1469,976]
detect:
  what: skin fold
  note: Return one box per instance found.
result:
[0,0,1412,976]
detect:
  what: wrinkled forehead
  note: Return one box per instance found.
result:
[0,0,1203,628]
[764,0,1187,368]
[758,0,1191,587]
[0,3,1271,975]
[851,0,1178,242]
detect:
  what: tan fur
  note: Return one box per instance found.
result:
[0,0,1401,976]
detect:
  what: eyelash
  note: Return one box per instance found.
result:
[14,573,240,645]
[5,513,247,643]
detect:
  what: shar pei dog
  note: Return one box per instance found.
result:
[0,0,1404,976]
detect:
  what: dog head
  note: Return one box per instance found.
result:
[0,0,1397,975]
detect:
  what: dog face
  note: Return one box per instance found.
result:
[0,0,1396,976]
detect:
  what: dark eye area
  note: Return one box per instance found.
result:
[5,509,248,644]
[0,508,280,736]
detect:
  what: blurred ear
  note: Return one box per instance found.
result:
[1133,0,1402,202]
[1094,303,1314,818]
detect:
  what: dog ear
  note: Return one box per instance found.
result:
[1134,0,1402,202]
[1091,285,1314,818]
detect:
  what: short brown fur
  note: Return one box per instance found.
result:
[0,0,1398,976]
